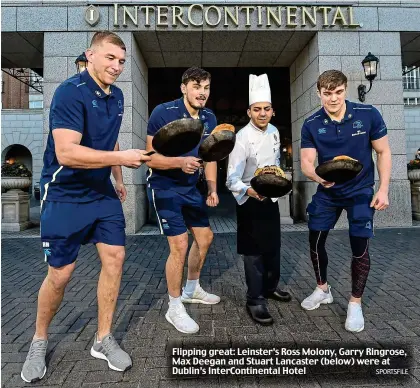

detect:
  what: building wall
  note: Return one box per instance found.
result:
[1,109,44,192]
[405,106,420,161]
[1,71,29,109]
[290,31,412,227]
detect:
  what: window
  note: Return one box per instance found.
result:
[29,100,43,109]
[404,97,419,106]
[403,66,420,90]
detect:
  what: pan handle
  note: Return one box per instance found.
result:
[144,151,156,156]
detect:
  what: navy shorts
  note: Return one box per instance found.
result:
[147,187,210,236]
[307,186,375,238]
[41,196,125,268]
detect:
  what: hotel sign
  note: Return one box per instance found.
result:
[85,4,361,29]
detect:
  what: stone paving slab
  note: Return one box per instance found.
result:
[2,229,420,387]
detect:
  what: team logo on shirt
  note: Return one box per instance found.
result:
[365,221,372,230]
[92,100,98,108]
[318,128,327,134]
[353,120,363,129]
[161,218,170,230]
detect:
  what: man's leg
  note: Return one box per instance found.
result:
[301,194,341,311]
[90,243,132,371]
[181,227,220,304]
[165,233,200,334]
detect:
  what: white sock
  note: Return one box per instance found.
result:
[169,295,182,308]
[184,279,199,295]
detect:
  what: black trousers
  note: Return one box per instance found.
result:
[236,198,281,306]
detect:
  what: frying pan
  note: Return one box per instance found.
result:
[251,174,292,198]
[151,118,204,157]
[315,159,363,184]
[198,130,236,162]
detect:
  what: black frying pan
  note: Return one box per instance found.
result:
[151,118,204,157]
[315,159,363,184]
[198,130,236,162]
[251,174,292,198]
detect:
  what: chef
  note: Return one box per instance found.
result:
[226,74,291,326]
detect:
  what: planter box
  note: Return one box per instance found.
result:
[408,169,420,221]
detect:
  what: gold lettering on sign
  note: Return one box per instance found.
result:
[109,4,361,29]
[302,6,316,27]
[286,6,298,27]
[241,6,254,26]
[318,6,332,27]
[266,7,281,27]
[188,4,203,26]
[224,6,239,27]
[348,7,360,27]
[172,6,188,26]
[114,3,119,26]
[257,6,263,26]
[205,6,221,27]
[157,6,169,26]
[123,6,138,27]
[331,6,348,26]
[140,6,154,27]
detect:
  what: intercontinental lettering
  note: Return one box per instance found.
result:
[112,4,360,28]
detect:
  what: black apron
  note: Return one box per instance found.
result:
[236,197,281,256]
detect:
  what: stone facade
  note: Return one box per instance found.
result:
[1,110,43,193]
[2,0,419,231]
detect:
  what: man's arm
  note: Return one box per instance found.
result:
[300,148,334,188]
[205,162,217,194]
[145,135,201,173]
[370,135,391,210]
[111,142,123,183]
[53,129,150,169]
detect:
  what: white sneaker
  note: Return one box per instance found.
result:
[301,285,333,310]
[181,284,220,305]
[165,303,199,334]
[345,302,364,333]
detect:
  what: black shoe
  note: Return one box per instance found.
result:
[246,304,273,325]
[266,290,292,302]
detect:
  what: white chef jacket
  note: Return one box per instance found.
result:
[226,121,281,205]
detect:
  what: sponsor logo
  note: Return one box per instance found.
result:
[161,219,170,230]
[352,130,366,137]
[318,128,327,134]
[365,221,372,230]
[92,100,98,108]
[353,120,363,129]
[44,248,52,256]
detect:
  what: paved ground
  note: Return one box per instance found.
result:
[2,229,420,387]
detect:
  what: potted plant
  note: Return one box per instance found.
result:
[407,150,420,221]
[1,162,33,192]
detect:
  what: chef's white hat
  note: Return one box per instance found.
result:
[249,74,271,106]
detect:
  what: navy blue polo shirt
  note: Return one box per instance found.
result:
[301,100,387,197]
[40,70,124,202]
[146,97,217,193]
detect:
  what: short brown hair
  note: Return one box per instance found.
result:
[90,31,126,51]
[182,67,211,85]
[317,70,347,91]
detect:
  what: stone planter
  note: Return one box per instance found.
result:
[1,177,32,191]
[408,169,420,221]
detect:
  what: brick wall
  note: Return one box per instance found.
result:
[405,106,420,162]
[1,71,29,109]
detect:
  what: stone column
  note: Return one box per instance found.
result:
[290,31,412,227]
[43,31,148,234]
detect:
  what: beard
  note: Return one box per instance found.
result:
[186,95,206,110]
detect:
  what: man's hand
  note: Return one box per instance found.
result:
[370,190,389,210]
[121,149,152,168]
[317,177,335,188]
[115,181,127,203]
[181,157,202,174]
[206,191,219,207]
[246,187,265,201]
